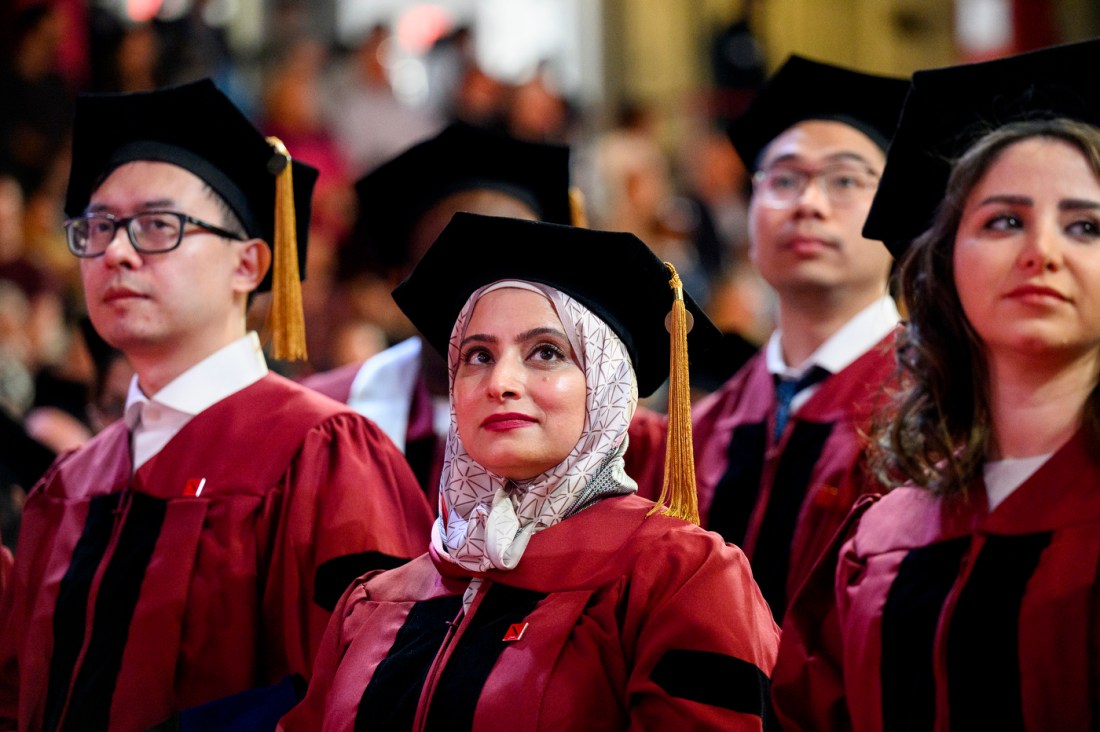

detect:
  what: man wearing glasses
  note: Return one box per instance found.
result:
[683,57,908,623]
[0,80,432,731]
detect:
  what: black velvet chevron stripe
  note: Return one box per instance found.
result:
[881,536,970,732]
[424,584,546,732]
[753,419,835,621]
[651,648,776,727]
[947,532,1052,732]
[42,493,121,732]
[61,492,167,732]
[708,421,768,546]
[42,492,168,732]
[357,595,464,732]
[314,551,410,611]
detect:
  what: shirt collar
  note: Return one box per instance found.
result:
[124,332,269,419]
[766,295,899,378]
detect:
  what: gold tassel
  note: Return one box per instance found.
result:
[265,136,308,362]
[647,263,700,524]
[569,186,588,228]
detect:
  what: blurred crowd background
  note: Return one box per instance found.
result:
[1,0,1098,543]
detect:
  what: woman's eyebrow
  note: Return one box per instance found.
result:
[461,327,568,349]
[517,327,569,342]
[1060,198,1100,211]
[460,333,497,348]
[977,194,1032,207]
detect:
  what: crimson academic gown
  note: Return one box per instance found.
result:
[0,374,434,732]
[279,493,781,732]
[675,332,897,620]
[773,429,1100,731]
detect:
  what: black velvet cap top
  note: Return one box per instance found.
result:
[392,212,720,397]
[66,78,318,290]
[727,55,909,171]
[863,38,1100,258]
[354,122,572,272]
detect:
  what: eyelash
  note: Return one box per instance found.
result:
[460,346,491,365]
[459,342,568,366]
[530,343,566,361]
[1067,219,1100,238]
[981,212,1100,238]
[982,212,1022,231]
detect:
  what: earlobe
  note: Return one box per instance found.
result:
[233,239,271,294]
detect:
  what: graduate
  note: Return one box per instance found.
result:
[0,80,434,732]
[303,121,665,501]
[645,57,908,620]
[280,213,780,731]
[774,38,1100,731]
[303,122,573,499]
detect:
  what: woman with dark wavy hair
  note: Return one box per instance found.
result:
[773,39,1100,732]
[879,115,1100,495]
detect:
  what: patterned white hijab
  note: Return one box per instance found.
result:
[431,280,638,574]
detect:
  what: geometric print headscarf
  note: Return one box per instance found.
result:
[430,280,638,575]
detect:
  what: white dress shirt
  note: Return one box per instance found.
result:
[124,332,268,471]
[346,336,449,453]
[765,295,900,413]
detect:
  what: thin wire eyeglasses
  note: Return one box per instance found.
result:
[64,211,245,258]
[752,164,880,208]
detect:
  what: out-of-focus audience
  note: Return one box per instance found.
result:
[0,9,770,550]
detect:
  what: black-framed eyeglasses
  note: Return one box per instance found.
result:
[64,211,246,258]
[752,163,880,208]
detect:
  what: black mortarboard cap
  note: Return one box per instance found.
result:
[392,212,720,397]
[65,78,318,291]
[727,55,909,170]
[864,38,1100,258]
[354,122,572,272]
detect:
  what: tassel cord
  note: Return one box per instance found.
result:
[648,263,700,524]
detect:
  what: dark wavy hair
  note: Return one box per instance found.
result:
[872,118,1100,496]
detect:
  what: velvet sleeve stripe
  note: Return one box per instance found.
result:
[650,649,774,721]
[313,551,411,611]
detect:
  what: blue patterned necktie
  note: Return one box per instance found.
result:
[773,365,830,441]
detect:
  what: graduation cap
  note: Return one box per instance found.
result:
[727,55,909,171]
[353,122,573,273]
[66,79,318,360]
[863,38,1100,258]
[394,212,722,523]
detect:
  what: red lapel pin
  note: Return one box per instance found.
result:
[183,478,207,497]
[502,622,528,642]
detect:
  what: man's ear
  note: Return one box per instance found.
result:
[233,238,271,295]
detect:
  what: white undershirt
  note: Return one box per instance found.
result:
[766,295,900,412]
[347,336,427,452]
[124,332,268,471]
[983,453,1052,511]
[345,336,451,454]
